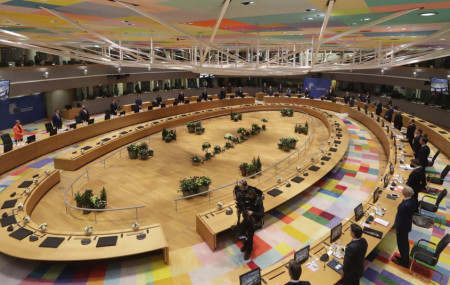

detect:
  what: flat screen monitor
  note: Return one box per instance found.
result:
[389,163,394,175]
[131,105,138,112]
[147,106,153,111]
[173,101,178,106]
[104,112,110,120]
[239,267,261,285]
[49,128,57,136]
[75,116,82,124]
[383,174,389,188]
[354,203,364,221]
[197,98,202,103]
[3,143,13,153]
[0,80,10,101]
[184,100,189,104]
[69,123,76,129]
[330,223,342,243]
[26,135,36,144]
[430,77,449,95]
[294,245,310,265]
[230,95,235,99]
[373,187,380,203]
[120,111,126,116]
[160,103,166,108]
[88,118,94,125]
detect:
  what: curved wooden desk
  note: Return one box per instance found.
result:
[196,105,350,250]
[0,169,169,262]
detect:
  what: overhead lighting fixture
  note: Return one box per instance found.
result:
[305,17,314,20]
[413,71,417,77]
[83,69,88,75]
[361,18,371,21]
[439,38,446,41]
[419,12,437,16]
[305,8,317,12]
[43,72,49,78]
[0,29,28,39]
[386,26,392,28]
[241,1,255,5]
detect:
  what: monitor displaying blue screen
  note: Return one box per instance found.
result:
[0,80,10,100]
[430,78,448,95]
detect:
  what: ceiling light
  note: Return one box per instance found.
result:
[386,26,392,28]
[419,12,437,16]
[43,72,49,78]
[361,18,371,21]
[306,17,314,20]
[83,69,88,75]
[241,1,255,5]
[351,23,358,26]
[305,8,317,12]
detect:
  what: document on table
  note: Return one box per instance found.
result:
[374,218,389,227]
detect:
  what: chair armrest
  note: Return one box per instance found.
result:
[421,195,437,202]
[417,239,436,246]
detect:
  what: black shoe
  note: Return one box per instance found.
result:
[244,251,252,260]
[392,259,409,268]
[240,246,247,253]
[393,255,401,260]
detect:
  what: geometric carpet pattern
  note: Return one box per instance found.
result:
[0,114,448,284]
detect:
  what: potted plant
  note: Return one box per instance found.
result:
[246,163,257,177]
[304,122,308,135]
[190,155,203,166]
[179,178,197,197]
[237,127,246,134]
[202,142,211,152]
[278,139,283,149]
[195,176,212,195]
[148,148,154,157]
[162,128,169,140]
[239,162,248,176]
[100,187,107,203]
[127,144,139,159]
[213,145,221,154]
[289,137,299,149]
[187,122,197,133]
[261,118,268,130]
[139,148,149,160]
[169,129,177,140]
[195,126,205,135]
[251,124,261,135]
[81,189,93,214]
[256,156,262,173]
[74,191,82,208]
[138,142,148,151]
[281,138,290,152]
[205,152,213,161]
[225,142,233,149]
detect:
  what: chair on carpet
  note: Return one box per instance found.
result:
[417,189,447,227]
[409,234,450,284]
[427,150,440,168]
[427,165,449,185]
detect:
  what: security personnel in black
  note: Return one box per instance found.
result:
[234,180,264,261]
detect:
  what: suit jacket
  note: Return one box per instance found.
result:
[267,88,273,96]
[376,103,382,115]
[219,89,226,99]
[178,93,185,102]
[416,145,430,167]
[156,96,162,105]
[135,98,142,107]
[413,134,422,155]
[344,95,350,104]
[285,281,311,285]
[201,91,208,101]
[79,109,90,122]
[110,102,118,115]
[394,198,417,233]
[278,86,283,93]
[407,167,426,201]
[52,113,63,129]
[235,89,244,98]
[394,113,403,130]
[343,238,368,284]
[406,124,416,141]
[384,109,394,122]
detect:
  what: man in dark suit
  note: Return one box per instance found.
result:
[296,84,302,94]
[201,88,208,101]
[79,105,90,122]
[261,83,267,93]
[135,94,142,109]
[267,86,274,96]
[394,111,403,131]
[278,83,283,94]
[52,109,63,129]
[235,87,244,98]
[393,187,417,268]
[412,128,423,155]
[375,100,382,116]
[304,88,310,98]
[178,91,185,103]
[219,87,226,99]
[384,105,394,123]
[155,94,162,106]
[110,99,118,115]
[416,137,430,168]
[406,159,426,207]
[344,92,350,104]
[406,119,416,148]
[342,224,368,285]
[285,260,311,285]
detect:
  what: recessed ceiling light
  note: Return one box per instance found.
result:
[241,1,255,5]
[305,17,314,20]
[419,12,437,16]
[305,8,317,12]
[361,18,371,21]
[401,28,406,30]
[316,14,323,17]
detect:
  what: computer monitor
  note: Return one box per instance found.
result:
[3,144,13,153]
[160,103,166,108]
[173,101,178,106]
[152,101,158,107]
[104,112,110,120]
[147,106,153,111]
[44,122,53,133]
[184,100,190,104]
[389,163,394,175]
[373,187,380,203]
[354,203,364,221]
[294,245,310,265]
[383,174,389,188]
[330,223,342,243]
[230,95,235,99]
[88,118,95,125]
[197,98,202,103]
[26,135,36,144]
[49,128,57,136]
[131,105,138,113]
[120,111,126,116]
[239,267,261,285]
[75,116,82,124]
[69,123,77,129]
[275,93,279,97]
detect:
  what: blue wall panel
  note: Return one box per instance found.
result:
[0,94,46,130]
[303,78,332,98]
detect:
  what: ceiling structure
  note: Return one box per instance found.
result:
[0,0,449,75]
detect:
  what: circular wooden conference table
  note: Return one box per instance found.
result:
[0,96,448,284]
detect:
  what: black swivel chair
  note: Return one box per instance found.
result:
[1,134,13,153]
[75,116,83,124]
[427,165,449,185]
[409,234,450,284]
[418,189,447,227]
[428,150,440,167]
[44,122,53,133]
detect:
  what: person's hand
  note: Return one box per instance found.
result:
[247,210,253,216]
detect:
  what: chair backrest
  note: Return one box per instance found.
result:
[44,122,53,132]
[435,189,447,207]
[440,165,450,180]
[434,234,450,260]
[1,134,12,145]
[75,116,82,124]
[431,150,440,164]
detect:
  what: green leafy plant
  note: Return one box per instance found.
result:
[202,142,211,151]
[281,108,294,117]
[74,191,82,206]
[100,187,107,202]
[138,142,148,150]
[195,176,212,187]
[213,145,221,153]
[190,155,203,165]
[139,148,149,159]
[239,162,248,176]
[127,144,139,159]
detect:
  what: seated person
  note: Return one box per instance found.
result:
[52,109,63,129]
[201,88,208,101]
[219,87,226,99]
[79,105,90,122]
[110,99,118,115]
[155,94,162,106]
[235,87,244,98]
[178,91,185,103]
[285,260,311,285]
[135,94,142,109]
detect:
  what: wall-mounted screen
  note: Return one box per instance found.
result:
[430,78,449,95]
[0,80,10,100]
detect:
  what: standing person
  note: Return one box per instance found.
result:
[296,84,302,94]
[278,83,283,94]
[219,87,226,99]
[394,111,403,131]
[235,86,244,98]
[261,82,268,93]
[267,86,274,96]
[201,88,208,101]
[135,94,142,109]
[79,105,90,122]
[304,88,310,98]
[234,180,264,260]
[342,224,368,285]
[178,91,185,103]
[406,119,416,148]
[406,159,426,207]
[285,260,311,285]
[52,109,63,129]
[155,94,162,106]
[386,96,393,107]
[393,187,416,268]
[134,83,141,94]
[344,91,350,104]
[349,96,355,107]
[384,105,394,123]
[412,129,423,155]
[375,100,383,116]
[286,87,292,97]
[13,120,24,144]
[416,137,430,168]
[110,99,118,116]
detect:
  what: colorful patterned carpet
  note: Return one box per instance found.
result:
[0,114,448,285]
